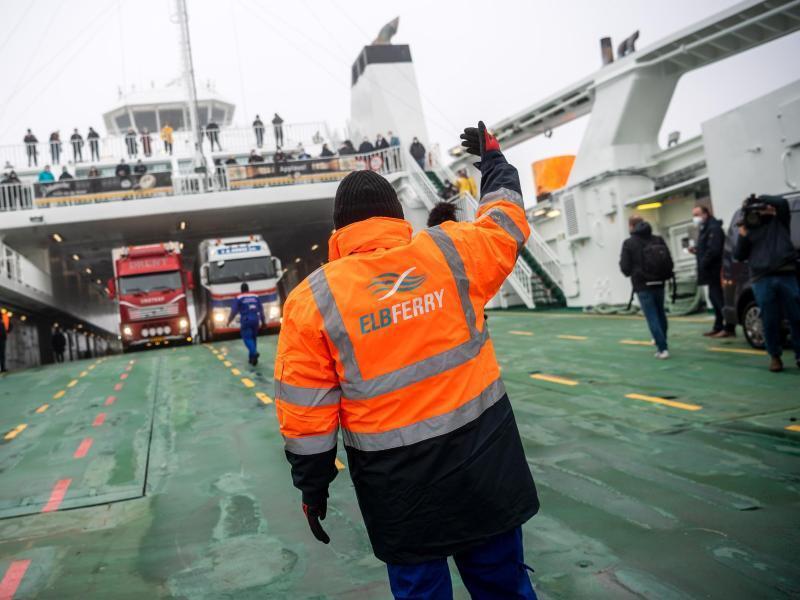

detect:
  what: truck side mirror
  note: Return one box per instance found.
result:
[200,263,209,286]
[272,257,282,277]
[185,270,195,290]
[107,278,116,299]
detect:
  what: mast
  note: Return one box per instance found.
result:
[173,0,203,162]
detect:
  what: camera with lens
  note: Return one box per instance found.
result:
[737,194,772,229]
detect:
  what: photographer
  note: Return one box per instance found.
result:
[734,194,800,372]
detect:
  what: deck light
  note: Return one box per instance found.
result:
[295,257,301,263]
[72,254,80,261]
[52,233,63,243]
[85,267,92,274]
[311,244,319,251]
[546,209,561,218]
[533,209,547,217]
[179,221,187,230]
[637,202,662,211]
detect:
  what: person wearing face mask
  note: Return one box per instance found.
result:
[690,205,730,337]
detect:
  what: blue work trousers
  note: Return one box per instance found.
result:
[386,527,537,600]
[637,286,668,352]
[752,274,800,359]
[240,322,259,361]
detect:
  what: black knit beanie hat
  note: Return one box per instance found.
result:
[333,170,403,229]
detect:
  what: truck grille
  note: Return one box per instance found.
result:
[128,303,180,321]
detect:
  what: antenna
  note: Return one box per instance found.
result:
[173,0,204,165]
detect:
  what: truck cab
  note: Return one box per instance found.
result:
[196,236,283,342]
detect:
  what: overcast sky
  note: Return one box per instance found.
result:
[0,0,798,199]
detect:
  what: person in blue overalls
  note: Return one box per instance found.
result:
[227,283,265,365]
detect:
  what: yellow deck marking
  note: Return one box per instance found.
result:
[216,355,225,361]
[335,458,346,471]
[35,404,49,414]
[88,365,95,371]
[231,368,241,376]
[625,393,702,411]
[241,378,255,388]
[4,424,27,441]
[67,379,78,388]
[558,335,587,341]
[80,371,89,378]
[223,361,232,367]
[785,425,800,433]
[620,340,653,346]
[256,392,273,405]
[53,390,66,400]
[708,346,766,356]
[509,330,534,336]
[531,373,579,386]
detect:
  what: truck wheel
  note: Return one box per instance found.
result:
[741,301,766,349]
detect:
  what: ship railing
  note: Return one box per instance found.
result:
[0,182,35,211]
[0,121,333,170]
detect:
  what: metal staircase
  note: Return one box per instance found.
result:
[405,158,564,309]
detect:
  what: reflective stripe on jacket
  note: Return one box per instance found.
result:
[275,151,539,563]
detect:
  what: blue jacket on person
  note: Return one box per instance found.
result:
[228,293,265,328]
[38,170,55,182]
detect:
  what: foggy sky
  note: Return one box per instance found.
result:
[0,0,797,200]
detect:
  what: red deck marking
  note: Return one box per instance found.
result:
[104,396,116,406]
[42,479,71,513]
[113,383,123,391]
[92,413,106,427]
[73,437,93,459]
[0,559,31,600]
[119,373,128,380]
[125,365,133,371]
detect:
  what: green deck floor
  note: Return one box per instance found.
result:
[0,310,798,599]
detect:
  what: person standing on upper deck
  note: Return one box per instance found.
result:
[272,113,284,148]
[70,129,84,163]
[59,166,73,181]
[141,128,153,157]
[87,127,101,161]
[125,128,138,158]
[24,129,38,167]
[49,131,61,165]
[253,115,265,148]
[206,121,222,151]
[409,137,426,170]
[161,123,174,155]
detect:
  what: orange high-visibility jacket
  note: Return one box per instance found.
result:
[275,151,539,563]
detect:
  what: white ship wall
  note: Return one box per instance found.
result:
[702,80,800,223]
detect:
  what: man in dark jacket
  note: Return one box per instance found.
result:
[59,167,73,181]
[358,137,374,153]
[253,115,265,148]
[272,113,284,147]
[115,159,131,178]
[338,140,356,155]
[409,137,426,169]
[49,131,61,165]
[690,205,731,337]
[319,143,334,157]
[206,121,222,151]
[87,127,100,161]
[24,129,38,167]
[734,194,800,371]
[0,314,10,372]
[52,327,67,363]
[620,215,674,358]
[70,129,84,162]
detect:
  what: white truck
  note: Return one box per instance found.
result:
[195,235,283,342]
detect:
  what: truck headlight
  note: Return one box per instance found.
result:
[269,305,281,319]
[156,326,165,336]
[213,310,226,323]
[141,328,149,337]
[123,326,133,337]
[164,325,172,335]
[179,318,188,330]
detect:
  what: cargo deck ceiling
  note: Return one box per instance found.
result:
[5,196,336,287]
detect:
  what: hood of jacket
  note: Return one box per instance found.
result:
[328,217,412,261]
[631,220,652,238]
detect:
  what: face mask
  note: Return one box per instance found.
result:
[692,216,703,226]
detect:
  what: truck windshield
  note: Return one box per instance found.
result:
[119,271,182,295]
[208,257,276,284]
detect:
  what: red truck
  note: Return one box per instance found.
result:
[108,242,194,351]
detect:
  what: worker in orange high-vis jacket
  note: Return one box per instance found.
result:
[275,121,540,599]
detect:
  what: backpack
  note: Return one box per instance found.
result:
[639,237,674,283]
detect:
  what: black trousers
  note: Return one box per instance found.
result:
[72,142,83,162]
[0,338,6,371]
[90,140,100,161]
[26,145,37,166]
[274,125,283,147]
[50,143,60,164]
[54,350,65,363]
[708,279,725,332]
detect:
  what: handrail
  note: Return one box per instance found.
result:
[0,182,34,211]
[404,157,536,308]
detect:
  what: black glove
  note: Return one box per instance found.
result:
[460,120,500,159]
[303,500,330,544]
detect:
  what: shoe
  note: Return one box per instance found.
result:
[711,330,735,338]
[655,350,670,359]
[769,356,783,372]
[253,354,259,367]
[702,330,719,337]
